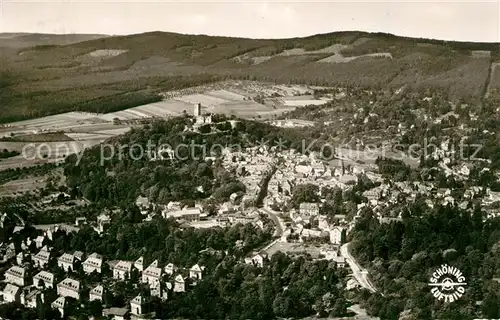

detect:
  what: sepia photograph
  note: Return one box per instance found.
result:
[0,1,499,319]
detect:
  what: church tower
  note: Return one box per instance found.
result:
[194,103,202,117]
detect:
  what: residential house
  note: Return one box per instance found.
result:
[83,253,103,274]
[113,260,132,280]
[16,252,25,265]
[247,253,265,268]
[299,203,320,218]
[142,260,162,285]
[166,201,182,211]
[96,213,111,233]
[333,255,346,268]
[34,235,45,249]
[346,278,361,291]
[136,196,150,213]
[57,253,75,272]
[173,275,185,293]
[218,202,235,214]
[20,287,43,308]
[163,207,201,222]
[75,217,87,226]
[5,266,26,286]
[89,285,103,302]
[103,307,129,320]
[330,226,346,245]
[57,278,80,300]
[73,251,85,261]
[33,271,54,289]
[134,256,144,272]
[189,264,203,280]
[319,250,346,268]
[300,228,325,239]
[150,282,168,301]
[164,263,175,275]
[130,295,143,316]
[2,284,20,303]
[51,297,66,317]
[33,245,51,268]
[0,213,6,228]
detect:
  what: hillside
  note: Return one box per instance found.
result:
[1,30,500,123]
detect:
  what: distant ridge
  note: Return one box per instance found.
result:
[0,30,499,123]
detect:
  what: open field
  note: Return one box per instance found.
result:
[486,62,500,99]
[0,81,326,169]
[265,241,332,257]
[0,175,46,197]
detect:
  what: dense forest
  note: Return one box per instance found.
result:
[350,202,500,320]
[63,115,311,207]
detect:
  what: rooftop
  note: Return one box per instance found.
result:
[114,260,132,272]
[3,284,19,295]
[34,271,54,283]
[6,266,25,278]
[58,278,80,291]
[58,253,74,264]
[51,296,66,308]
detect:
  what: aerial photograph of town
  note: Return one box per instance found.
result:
[0,1,499,320]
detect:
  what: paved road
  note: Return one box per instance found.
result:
[259,207,285,237]
[341,242,377,293]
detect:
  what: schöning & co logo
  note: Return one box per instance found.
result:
[428,264,467,302]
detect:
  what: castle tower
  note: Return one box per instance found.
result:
[194,103,202,117]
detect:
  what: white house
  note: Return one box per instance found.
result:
[5,266,26,287]
[163,207,201,222]
[173,275,185,293]
[73,251,85,261]
[33,271,54,289]
[330,226,345,245]
[164,263,175,275]
[103,308,128,320]
[142,260,162,285]
[33,246,51,268]
[2,284,20,303]
[130,295,143,316]
[246,254,265,268]
[16,252,25,265]
[51,296,66,317]
[96,213,111,233]
[57,253,75,272]
[34,235,45,249]
[299,203,320,217]
[83,253,103,274]
[134,256,144,272]
[57,278,80,300]
[189,264,203,280]
[113,260,132,280]
[20,287,43,308]
[150,281,168,301]
[89,285,103,302]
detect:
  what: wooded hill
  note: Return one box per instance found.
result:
[1,30,500,122]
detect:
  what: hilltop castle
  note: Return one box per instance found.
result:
[194,103,212,125]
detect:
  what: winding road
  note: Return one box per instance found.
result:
[259,206,285,237]
[341,242,378,293]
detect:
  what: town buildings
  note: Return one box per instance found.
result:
[113,260,132,280]
[5,265,26,287]
[57,278,81,300]
[33,271,54,289]
[33,245,51,268]
[83,253,103,274]
[90,285,104,302]
[57,253,75,272]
